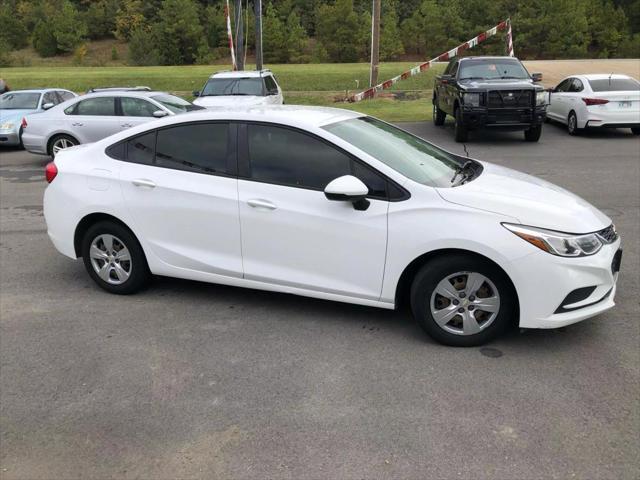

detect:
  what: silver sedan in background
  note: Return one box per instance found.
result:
[21,88,203,157]
[1,88,76,148]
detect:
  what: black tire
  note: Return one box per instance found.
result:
[524,124,542,142]
[410,254,517,347]
[631,127,640,135]
[567,111,581,136]
[433,98,446,126]
[18,126,24,149]
[454,108,468,142]
[81,221,150,294]
[48,134,78,157]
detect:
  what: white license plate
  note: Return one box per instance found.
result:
[618,101,632,108]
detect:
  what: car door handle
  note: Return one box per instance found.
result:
[247,199,277,210]
[71,122,83,126]
[132,179,156,188]
[121,123,133,128]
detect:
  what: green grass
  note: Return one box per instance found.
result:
[0,62,443,121]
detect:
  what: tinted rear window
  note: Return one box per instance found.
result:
[588,78,640,92]
[156,123,229,173]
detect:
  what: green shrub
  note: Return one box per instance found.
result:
[0,11,28,50]
[32,21,58,57]
[127,28,161,66]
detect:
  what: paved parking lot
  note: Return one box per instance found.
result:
[1,121,638,479]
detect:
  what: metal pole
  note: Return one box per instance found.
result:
[235,0,245,70]
[255,0,263,70]
[369,0,381,87]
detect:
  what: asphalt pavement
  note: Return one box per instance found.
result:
[1,120,638,479]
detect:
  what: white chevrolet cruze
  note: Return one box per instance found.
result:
[43,106,622,346]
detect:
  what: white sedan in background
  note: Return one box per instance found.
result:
[42,106,621,347]
[22,88,202,157]
[547,74,640,135]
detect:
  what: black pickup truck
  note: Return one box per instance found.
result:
[433,56,547,142]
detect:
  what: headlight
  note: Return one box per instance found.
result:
[463,92,481,107]
[536,91,548,106]
[0,121,15,130]
[503,223,603,257]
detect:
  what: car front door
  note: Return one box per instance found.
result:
[547,78,572,121]
[118,96,163,130]
[237,123,388,301]
[117,122,242,277]
[64,97,122,143]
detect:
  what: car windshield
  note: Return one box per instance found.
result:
[201,77,264,96]
[588,78,640,92]
[151,94,200,113]
[459,60,530,80]
[323,117,462,188]
[0,92,41,110]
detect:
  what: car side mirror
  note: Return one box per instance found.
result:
[324,175,370,211]
[531,73,543,82]
[192,91,200,97]
[152,110,169,118]
[440,74,453,84]
[42,102,54,110]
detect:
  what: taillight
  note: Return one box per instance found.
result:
[21,117,27,129]
[45,162,58,183]
[582,98,609,106]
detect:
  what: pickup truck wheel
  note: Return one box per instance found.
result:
[454,108,468,142]
[567,111,582,136]
[524,124,542,142]
[433,99,446,126]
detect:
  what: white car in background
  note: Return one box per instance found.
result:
[22,88,202,157]
[43,106,621,347]
[547,74,640,135]
[192,70,284,108]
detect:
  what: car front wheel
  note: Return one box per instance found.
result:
[410,254,516,346]
[524,124,542,142]
[81,221,150,294]
[567,111,581,136]
[454,108,468,142]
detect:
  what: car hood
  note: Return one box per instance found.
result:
[193,96,269,108]
[459,79,540,91]
[436,162,611,233]
[0,108,39,122]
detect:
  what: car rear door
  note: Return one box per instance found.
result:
[65,97,122,143]
[236,122,388,301]
[117,121,243,277]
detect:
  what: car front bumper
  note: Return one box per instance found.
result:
[461,106,546,130]
[511,238,622,329]
[0,128,21,147]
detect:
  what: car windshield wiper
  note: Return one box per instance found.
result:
[500,76,526,79]
[450,160,475,186]
[458,77,485,81]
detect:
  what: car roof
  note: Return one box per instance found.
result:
[209,70,271,79]
[2,88,73,94]
[576,74,635,80]
[459,56,519,61]
[79,90,170,99]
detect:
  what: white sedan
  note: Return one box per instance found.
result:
[43,106,621,346]
[547,74,640,135]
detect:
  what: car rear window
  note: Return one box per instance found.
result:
[201,78,264,96]
[588,78,640,92]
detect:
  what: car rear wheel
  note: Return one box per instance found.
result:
[454,108,468,142]
[567,111,581,136]
[410,254,516,346]
[433,99,446,126]
[81,221,150,294]
[524,124,542,142]
[49,134,78,157]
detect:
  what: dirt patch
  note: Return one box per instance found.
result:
[522,59,640,87]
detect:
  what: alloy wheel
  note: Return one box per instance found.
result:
[89,234,132,285]
[52,137,75,156]
[429,271,500,336]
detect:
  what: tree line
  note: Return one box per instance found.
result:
[1,0,638,67]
